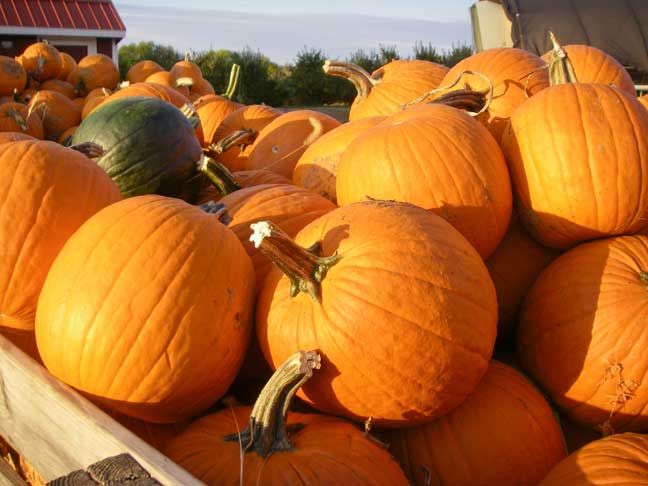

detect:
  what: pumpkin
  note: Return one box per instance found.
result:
[389,361,566,485]
[433,48,549,142]
[0,140,121,331]
[145,71,190,98]
[0,56,26,96]
[196,95,242,148]
[39,79,75,99]
[560,414,601,454]
[293,115,384,203]
[0,131,36,144]
[66,54,119,96]
[540,433,648,485]
[170,52,202,84]
[255,200,497,425]
[20,42,61,81]
[93,82,190,112]
[71,97,85,112]
[518,235,648,434]
[324,59,448,120]
[57,126,76,146]
[336,103,512,259]
[190,78,215,98]
[502,83,648,249]
[108,410,188,452]
[486,211,559,344]
[164,350,409,485]
[126,60,164,84]
[29,90,81,141]
[81,93,110,119]
[244,110,341,178]
[210,104,282,171]
[35,195,255,423]
[56,52,77,81]
[0,102,43,138]
[16,88,37,104]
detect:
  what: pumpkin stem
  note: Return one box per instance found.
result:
[209,128,256,155]
[197,155,242,196]
[323,60,376,102]
[428,89,487,112]
[184,52,190,63]
[70,142,104,159]
[639,272,648,285]
[6,108,28,131]
[547,31,578,85]
[249,221,340,302]
[198,200,232,224]
[223,350,321,457]
[222,63,241,100]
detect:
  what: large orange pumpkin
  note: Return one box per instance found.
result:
[324,59,448,120]
[164,351,409,485]
[389,361,566,485]
[255,201,497,425]
[29,90,81,141]
[336,104,512,259]
[293,115,384,204]
[0,56,26,96]
[67,54,119,95]
[35,195,255,423]
[244,110,341,178]
[518,235,648,434]
[20,42,61,81]
[540,433,648,485]
[502,83,648,249]
[0,140,121,331]
[126,60,164,84]
[0,102,43,138]
[0,131,36,144]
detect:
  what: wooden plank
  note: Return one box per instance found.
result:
[0,335,203,486]
[0,456,27,486]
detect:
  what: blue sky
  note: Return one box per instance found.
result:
[115,1,475,63]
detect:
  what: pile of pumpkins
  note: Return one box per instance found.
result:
[0,35,647,485]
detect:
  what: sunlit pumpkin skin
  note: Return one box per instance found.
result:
[170,53,202,83]
[221,183,336,287]
[336,104,512,259]
[0,56,26,96]
[502,83,648,249]
[29,90,81,141]
[390,361,566,485]
[190,78,215,98]
[72,96,202,200]
[35,195,255,423]
[0,140,121,331]
[21,42,61,81]
[66,54,119,95]
[196,95,242,147]
[293,116,384,203]
[211,104,282,170]
[325,59,448,121]
[0,102,43,139]
[436,48,549,142]
[541,44,635,95]
[126,60,164,84]
[39,79,75,99]
[0,131,35,144]
[244,110,341,178]
[93,82,190,113]
[256,201,497,425]
[518,235,648,433]
[145,71,190,98]
[196,168,291,204]
[486,211,559,343]
[56,52,77,81]
[81,94,109,120]
[540,433,648,486]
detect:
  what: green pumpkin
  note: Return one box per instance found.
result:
[72,96,202,200]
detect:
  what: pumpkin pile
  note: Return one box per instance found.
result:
[0,34,648,485]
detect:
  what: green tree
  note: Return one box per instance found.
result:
[441,43,473,67]
[413,41,443,63]
[117,41,181,79]
[347,48,382,73]
[378,44,400,63]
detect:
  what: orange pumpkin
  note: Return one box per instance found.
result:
[0,102,43,138]
[29,90,81,141]
[145,71,190,98]
[255,200,497,425]
[67,54,119,95]
[93,82,190,112]
[164,351,409,485]
[389,361,566,485]
[0,56,26,96]
[39,79,75,99]
[36,195,255,423]
[20,42,61,81]
[502,83,648,249]
[0,131,36,144]
[434,48,549,142]
[196,95,242,147]
[126,60,164,84]
[190,78,215,98]
[0,140,121,331]
[293,115,384,203]
[336,104,512,259]
[540,433,648,485]
[170,53,202,83]
[71,97,86,112]
[324,59,448,120]
[244,110,341,178]
[56,52,77,81]
[57,126,77,146]
[81,94,109,120]
[518,235,648,433]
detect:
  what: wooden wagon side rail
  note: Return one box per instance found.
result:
[0,335,204,486]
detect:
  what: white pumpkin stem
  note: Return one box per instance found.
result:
[323,60,377,102]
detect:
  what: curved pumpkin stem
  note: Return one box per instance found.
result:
[222,63,241,100]
[5,108,28,131]
[249,221,340,302]
[209,128,256,155]
[547,31,578,85]
[70,142,104,159]
[323,60,377,102]
[223,350,321,457]
[197,155,241,196]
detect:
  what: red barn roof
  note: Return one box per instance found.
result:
[0,0,125,35]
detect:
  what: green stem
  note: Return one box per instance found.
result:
[209,128,256,154]
[222,64,241,100]
[197,155,241,196]
[223,350,321,457]
[547,31,578,85]
[198,200,232,224]
[639,272,648,285]
[323,60,376,102]
[249,221,340,302]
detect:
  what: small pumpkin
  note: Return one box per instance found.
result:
[39,79,75,99]
[196,94,242,148]
[145,71,190,98]
[164,350,409,485]
[29,90,81,141]
[67,54,119,96]
[56,52,77,81]
[0,56,26,96]
[190,78,215,98]
[92,82,190,112]
[170,52,202,84]
[0,102,43,138]
[57,126,77,146]
[20,42,61,81]
[126,60,164,84]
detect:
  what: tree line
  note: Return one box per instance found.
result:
[118,41,473,106]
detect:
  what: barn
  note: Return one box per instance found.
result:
[0,0,125,62]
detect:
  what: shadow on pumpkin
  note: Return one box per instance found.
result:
[292,161,337,203]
